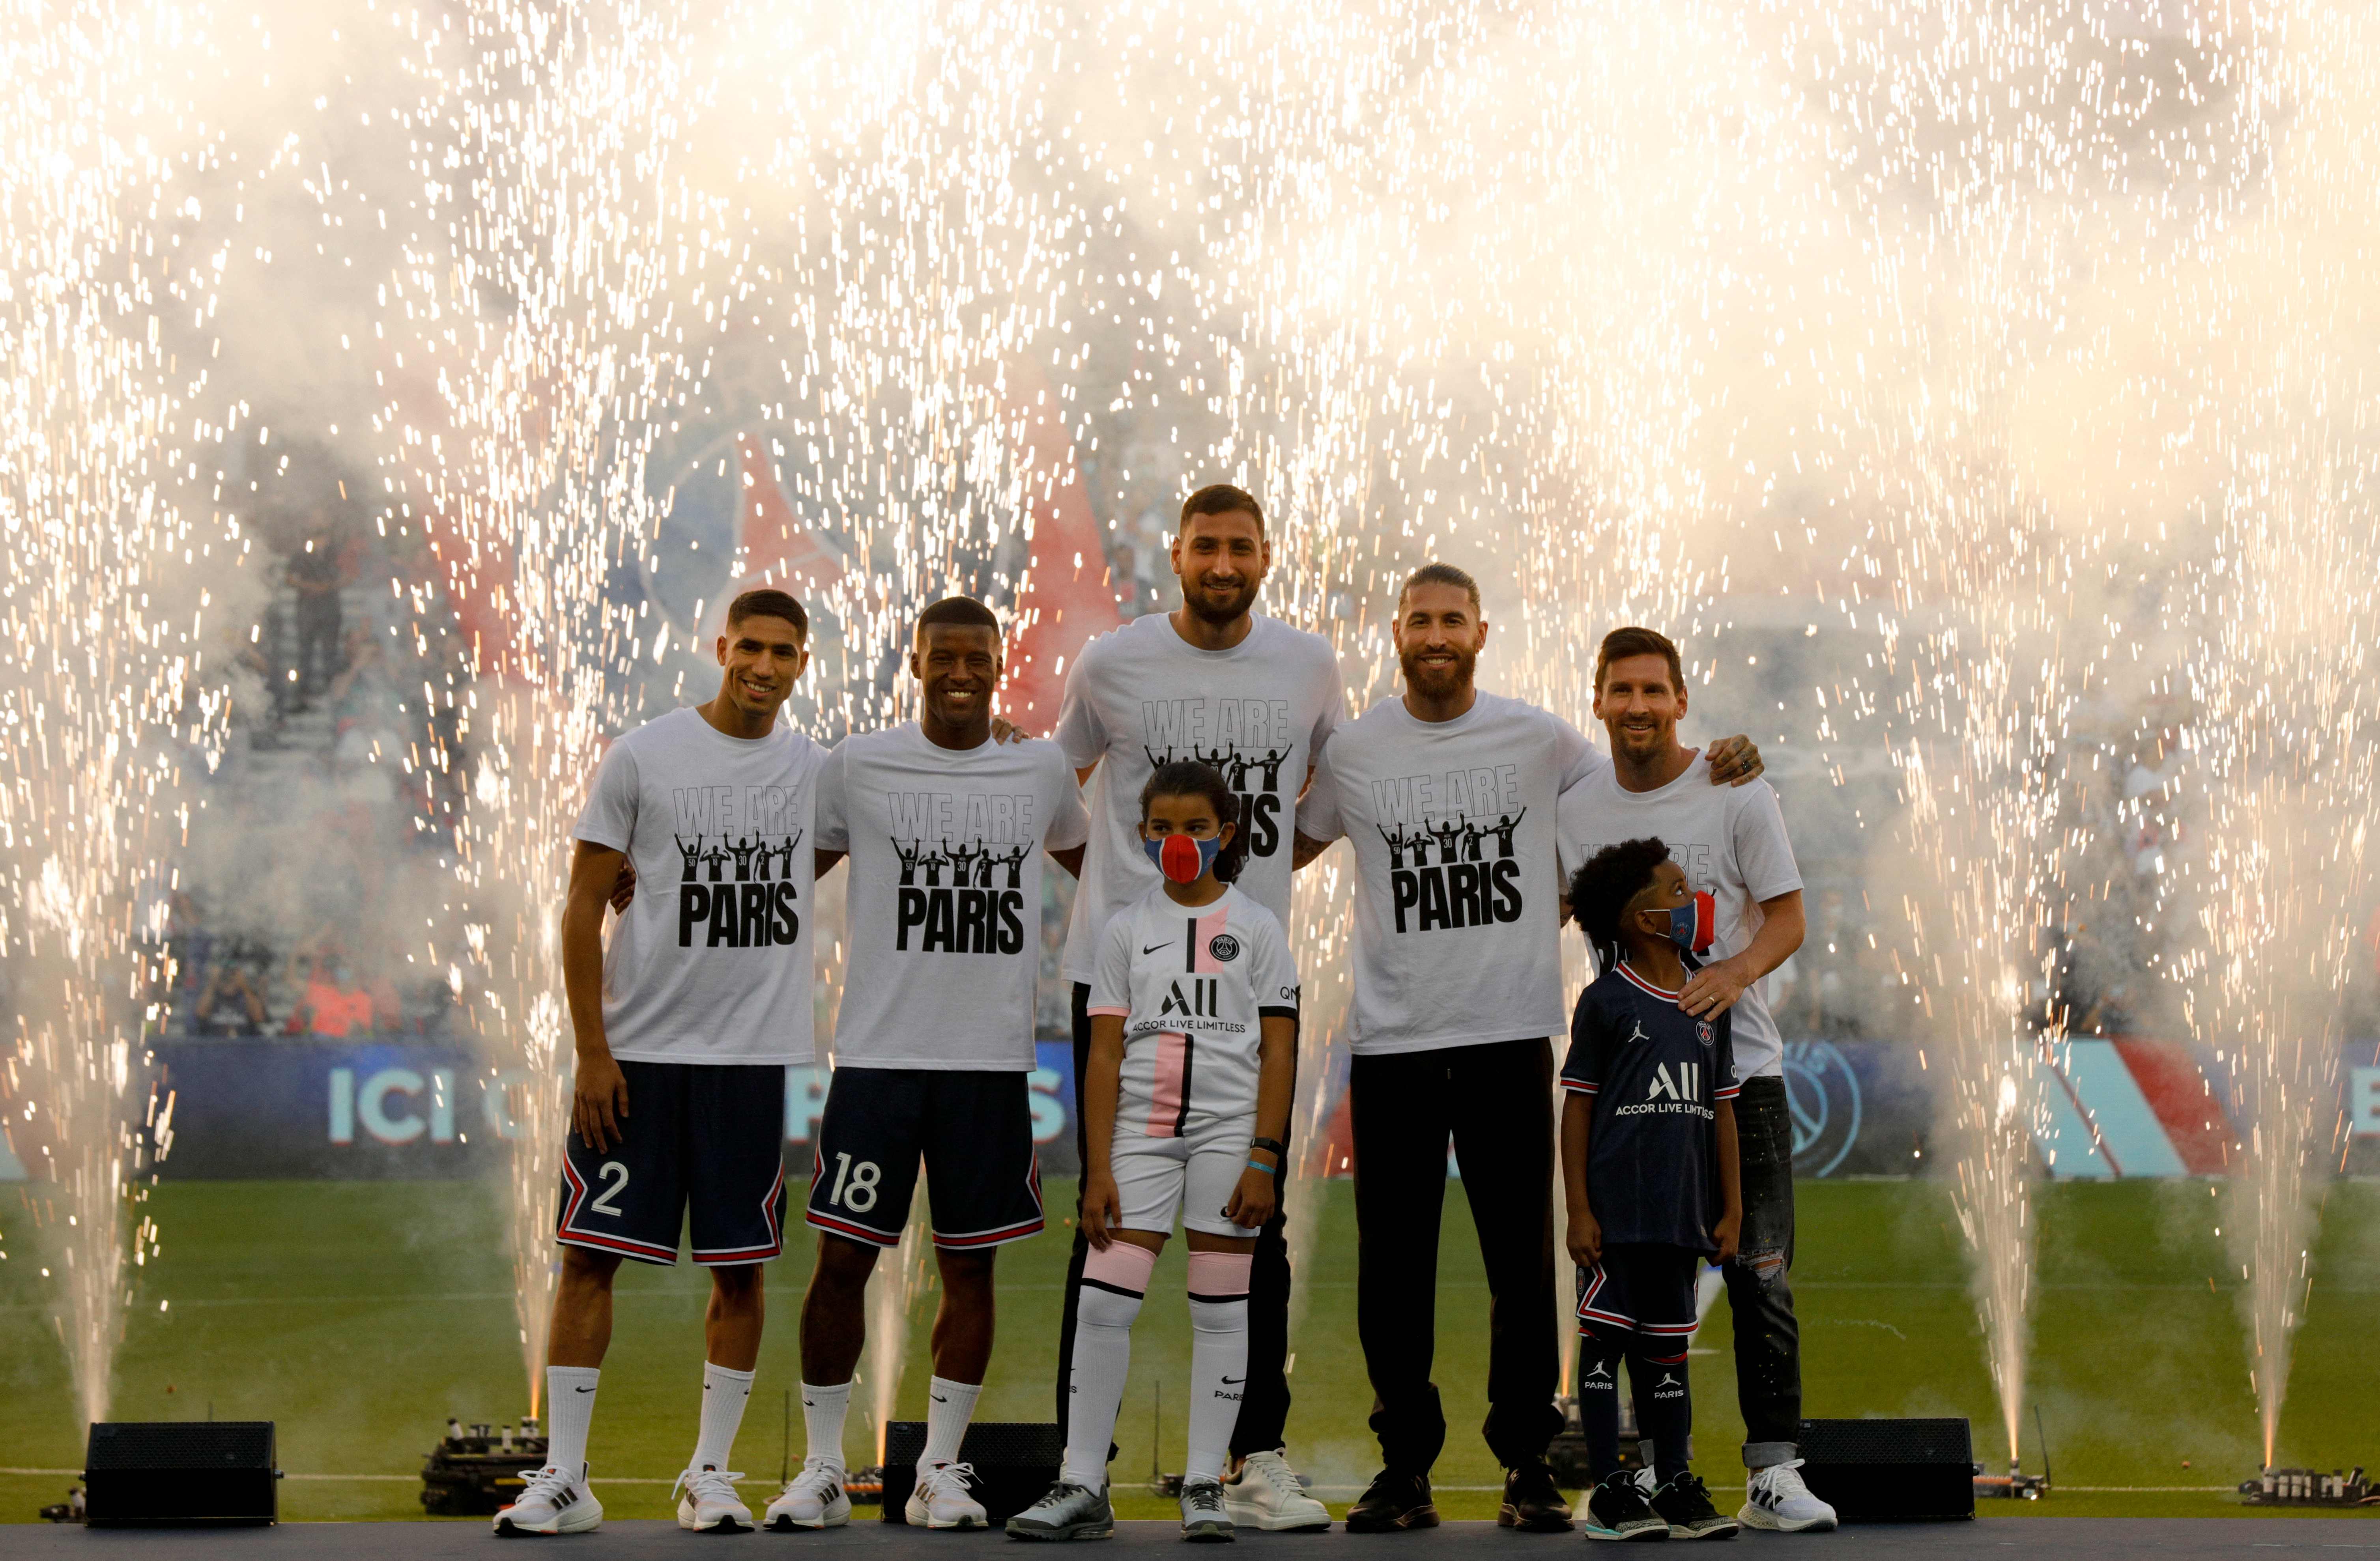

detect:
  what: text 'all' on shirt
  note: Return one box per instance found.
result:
[1087,883,1301,1135]
[572,705,828,1066]
[815,723,1091,1071]
[1296,691,1605,1056]
[1554,750,1802,1081]
[1054,612,1348,984]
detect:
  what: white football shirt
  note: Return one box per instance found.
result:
[572,705,826,1065]
[1556,750,1803,1080]
[815,723,1090,1070]
[1296,692,1603,1055]
[1086,883,1300,1135]
[1054,612,1347,984]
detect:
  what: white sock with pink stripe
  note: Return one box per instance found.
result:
[1184,1250,1253,1484]
[1062,1242,1157,1490]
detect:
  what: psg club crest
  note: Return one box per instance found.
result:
[1696,1018,1714,1049]
[1207,934,1241,963]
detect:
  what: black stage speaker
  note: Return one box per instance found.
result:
[880,1421,1061,1524]
[85,1421,280,1526]
[1797,1417,1974,1522]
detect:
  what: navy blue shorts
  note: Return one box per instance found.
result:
[555,1061,788,1267]
[1576,1242,1701,1361]
[804,1068,1043,1251]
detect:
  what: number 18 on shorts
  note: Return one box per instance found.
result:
[803,1068,1045,1250]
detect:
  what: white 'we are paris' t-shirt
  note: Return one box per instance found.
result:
[572,706,826,1065]
[1297,692,1602,1056]
[815,723,1090,1071]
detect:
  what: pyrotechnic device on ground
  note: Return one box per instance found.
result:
[84,1421,280,1527]
[880,1420,1062,1524]
[2238,1467,2376,1507]
[1797,1417,1976,1522]
[419,1417,546,1516]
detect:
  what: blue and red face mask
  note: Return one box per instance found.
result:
[1662,891,1717,954]
[1145,833,1223,884]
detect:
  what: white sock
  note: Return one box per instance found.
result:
[692,1361,755,1473]
[920,1376,983,1469]
[544,1366,600,1475]
[1184,1251,1253,1484]
[1066,1241,1159,1490]
[800,1380,851,1471]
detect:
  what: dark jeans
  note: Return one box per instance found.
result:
[1055,982,1293,1457]
[1723,1075,1802,1467]
[1351,1038,1562,1475]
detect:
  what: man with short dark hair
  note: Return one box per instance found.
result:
[495,587,825,1537]
[771,596,1090,1532]
[1293,568,1764,1534]
[1556,625,1832,1533]
[1048,482,1344,1531]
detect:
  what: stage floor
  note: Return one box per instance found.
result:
[17,1519,2378,1557]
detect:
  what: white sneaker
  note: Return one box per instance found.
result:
[674,1466,753,1533]
[493,1462,603,1536]
[1739,1460,1838,1532]
[905,1461,989,1529]
[765,1458,851,1531]
[1221,1449,1332,1532]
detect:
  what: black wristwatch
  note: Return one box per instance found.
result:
[1248,1137,1287,1160]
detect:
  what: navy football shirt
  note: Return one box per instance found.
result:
[1560,958,1739,1252]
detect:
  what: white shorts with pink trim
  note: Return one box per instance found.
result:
[1110,1112,1260,1240]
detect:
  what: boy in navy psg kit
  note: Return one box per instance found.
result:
[1561,838,1743,1542]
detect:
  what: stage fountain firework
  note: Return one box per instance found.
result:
[0,0,242,1429]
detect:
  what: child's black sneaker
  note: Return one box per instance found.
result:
[1583,1470,1668,1542]
[1650,1471,1738,1540]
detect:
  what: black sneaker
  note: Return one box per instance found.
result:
[1650,1471,1738,1540]
[1343,1470,1439,1533]
[1498,1460,1574,1532]
[1582,1470,1669,1542]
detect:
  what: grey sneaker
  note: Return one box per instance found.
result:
[1006,1480,1114,1541]
[1180,1478,1235,1542]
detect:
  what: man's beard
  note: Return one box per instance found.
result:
[1180,570,1260,625]
[1399,644,1476,699]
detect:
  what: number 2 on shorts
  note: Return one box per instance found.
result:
[589,1160,630,1216]
[827,1152,881,1213]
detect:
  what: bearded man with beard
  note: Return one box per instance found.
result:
[1292,565,1764,1533]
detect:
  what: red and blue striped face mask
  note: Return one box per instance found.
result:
[1664,891,1717,954]
[1145,833,1222,883]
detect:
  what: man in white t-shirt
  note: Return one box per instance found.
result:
[1292,567,1765,1535]
[1046,483,1344,1532]
[1555,625,1834,1535]
[768,597,1090,1534]
[495,589,827,1538]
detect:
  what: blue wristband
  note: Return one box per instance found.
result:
[1247,1159,1278,1176]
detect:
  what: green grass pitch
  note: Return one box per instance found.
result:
[2,1177,2375,1522]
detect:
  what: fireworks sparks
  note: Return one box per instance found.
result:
[3,0,2374,1464]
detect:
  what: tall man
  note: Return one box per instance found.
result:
[1293,568,1763,1534]
[1556,626,1834,1534]
[1049,483,1343,1532]
[495,588,825,1537]
[769,597,1090,1532]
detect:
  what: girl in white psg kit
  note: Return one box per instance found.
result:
[1015,761,1298,1540]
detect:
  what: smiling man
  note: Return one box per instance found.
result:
[1554,626,1830,1534]
[770,596,1090,1533]
[1047,484,1345,1532]
[1292,568,1765,1535]
[495,588,826,1538]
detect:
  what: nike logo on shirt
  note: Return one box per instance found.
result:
[1142,943,1170,954]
